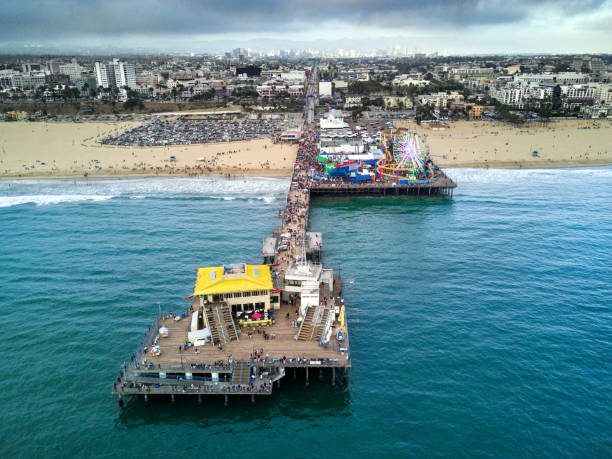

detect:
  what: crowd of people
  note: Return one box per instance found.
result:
[116,381,273,394]
[99,119,284,146]
[271,132,319,281]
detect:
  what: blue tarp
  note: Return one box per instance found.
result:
[328,166,349,177]
[349,174,373,183]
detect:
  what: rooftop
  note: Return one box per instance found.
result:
[193,264,274,295]
[285,263,323,281]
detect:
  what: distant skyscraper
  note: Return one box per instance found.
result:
[232,48,248,59]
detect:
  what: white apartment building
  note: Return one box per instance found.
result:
[490,80,610,109]
[0,69,21,89]
[256,84,284,98]
[451,67,494,78]
[594,84,612,105]
[514,72,587,85]
[59,58,82,82]
[392,73,430,87]
[564,85,596,103]
[95,59,137,90]
[319,81,332,97]
[489,85,529,108]
[95,62,113,89]
[383,96,414,109]
[280,70,306,85]
[418,91,464,108]
[115,61,136,89]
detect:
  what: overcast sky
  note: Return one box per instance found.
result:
[2,0,611,54]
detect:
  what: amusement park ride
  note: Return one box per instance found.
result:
[314,128,444,186]
[376,129,439,183]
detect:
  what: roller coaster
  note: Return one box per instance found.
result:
[376,129,440,183]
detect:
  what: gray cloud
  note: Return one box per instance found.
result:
[1,0,610,52]
[1,0,607,36]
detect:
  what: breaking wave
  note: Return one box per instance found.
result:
[0,176,289,208]
[0,195,114,208]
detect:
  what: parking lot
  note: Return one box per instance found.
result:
[99,119,285,146]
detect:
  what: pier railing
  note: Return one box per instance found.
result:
[126,316,162,372]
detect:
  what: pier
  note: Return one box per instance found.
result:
[113,62,455,406]
[310,174,456,197]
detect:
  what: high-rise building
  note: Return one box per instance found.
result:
[114,60,137,89]
[590,58,604,74]
[95,59,136,90]
[59,58,82,82]
[95,62,114,89]
[232,48,248,59]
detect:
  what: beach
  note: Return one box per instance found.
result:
[1,119,611,179]
[395,118,612,168]
[0,121,298,178]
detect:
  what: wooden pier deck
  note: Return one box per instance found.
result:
[113,62,449,406]
[137,303,349,369]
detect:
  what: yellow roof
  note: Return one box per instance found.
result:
[193,264,273,296]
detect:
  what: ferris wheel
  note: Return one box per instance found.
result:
[377,129,437,182]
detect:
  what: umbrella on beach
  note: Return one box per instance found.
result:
[252,313,262,319]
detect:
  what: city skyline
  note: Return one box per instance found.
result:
[2,0,611,55]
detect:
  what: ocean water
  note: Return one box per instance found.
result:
[0,169,610,457]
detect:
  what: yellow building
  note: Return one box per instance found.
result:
[506,65,521,75]
[5,110,28,121]
[468,105,484,120]
[192,263,278,312]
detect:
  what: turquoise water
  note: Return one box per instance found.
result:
[0,169,611,457]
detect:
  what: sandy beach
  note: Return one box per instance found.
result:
[395,119,612,168]
[0,121,298,178]
[1,119,611,179]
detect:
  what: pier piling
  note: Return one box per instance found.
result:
[332,367,336,388]
[224,394,229,407]
[197,394,202,405]
[319,368,323,381]
[250,394,256,405]
[171,394,175,405]
[305,367,310,387]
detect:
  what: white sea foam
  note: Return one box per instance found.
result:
[0,176,289,208]
[0,195,114,208]
[447,165,612,185]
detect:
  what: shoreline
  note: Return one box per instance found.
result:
[441,159,612,169]
[0,168,293,180]
[1,160,610,181]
